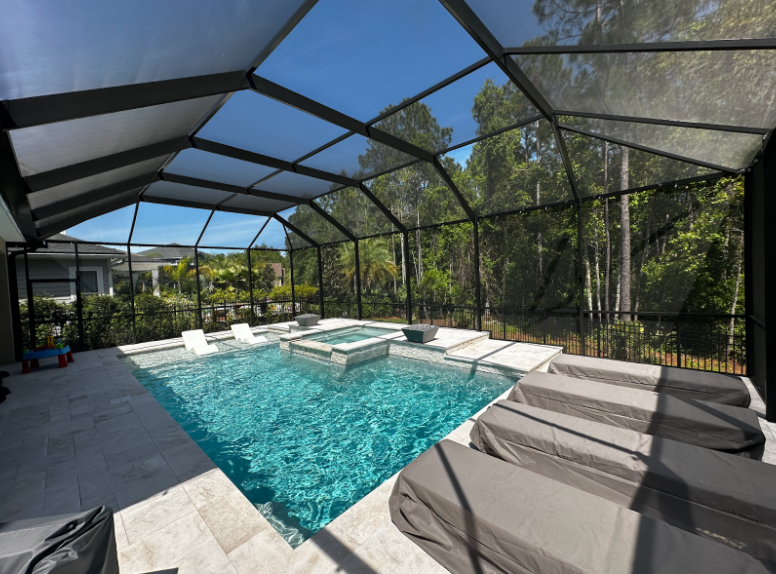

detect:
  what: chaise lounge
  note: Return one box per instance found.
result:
[231,323,268,345]
[509,371,765,458]
[548,353,751,406]
[390,440,773,574]
[471,400,776,562]
[182,329,219,356]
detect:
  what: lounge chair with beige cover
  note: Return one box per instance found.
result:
[390,440,773,574]
[509,371,764,458]
[471,400,776,562]
[548,353,751,406]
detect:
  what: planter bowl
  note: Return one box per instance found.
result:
[295,314,321,327]
[401,324,439,344]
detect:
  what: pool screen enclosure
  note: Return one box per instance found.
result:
[2,0,776,416]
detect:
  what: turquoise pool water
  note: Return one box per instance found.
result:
[305,326,395,345]
[128,345,512,547]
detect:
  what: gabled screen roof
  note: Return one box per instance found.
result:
[1,0,772,248]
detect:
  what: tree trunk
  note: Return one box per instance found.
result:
[536,122,543,282]
[619,147,631,321]
[391,234,397,295]
[728,238,743,358]
[594,222,601,316]
[603,143,611,330]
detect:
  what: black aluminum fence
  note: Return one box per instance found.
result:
[406,305,745,375]
[22,297,297,352]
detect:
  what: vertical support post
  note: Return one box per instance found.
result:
[746,134,776,419]
[402,230,412,324]
[577,205,586,357]
[127,245,136,344]
[473,218,482,331]
[289,249,296,318]
[74,242,85,351]
[354,239,362,320]
[247,248,254,325]
[194,248,203,329]
[24,250,35,349]
[8,253,24,361]
[317,246,325,319]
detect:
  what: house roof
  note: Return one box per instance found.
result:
[136,244,196,260]
[34,234,127,256]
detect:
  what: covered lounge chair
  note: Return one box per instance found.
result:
[182,329,219,356]
[231,323,268,345]
[509,371,764,458]
[471,400,776,562]
[548,353,751,406]
[390,440,773,574]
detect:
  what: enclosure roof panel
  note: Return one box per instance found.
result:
[466,0,776,49]
[0,0,310,100]
[9,96,221,176]
[1,0,774,244]
[198,211,269,248]
[196,91,348,162]
[164,149,278,188]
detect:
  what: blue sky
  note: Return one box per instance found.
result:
[68,203,288,249]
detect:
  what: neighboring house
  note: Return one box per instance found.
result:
[269,262,286,287]
[136,244,195,265]
[15,234,124,301]
[111,253,168,296]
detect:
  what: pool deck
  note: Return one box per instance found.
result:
[1,319,772,574]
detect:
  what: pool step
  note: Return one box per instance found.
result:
[445,339,562,377]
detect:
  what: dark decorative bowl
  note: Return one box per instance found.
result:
[401,324,439,343]
[295,314,321,327]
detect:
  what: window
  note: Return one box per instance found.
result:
[79,270,99,294]
[69,267,104,297]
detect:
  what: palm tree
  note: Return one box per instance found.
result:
[162,258,193,294]
[339,239,399,294]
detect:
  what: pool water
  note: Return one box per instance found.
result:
[305,326,395,345]
[128,345,512,547]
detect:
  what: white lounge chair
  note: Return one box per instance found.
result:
[182,329,219,356]
[231,323,268,345]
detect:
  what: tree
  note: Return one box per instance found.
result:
[162,258,194,294]
[260,264,277,292]
[338,239,399,295]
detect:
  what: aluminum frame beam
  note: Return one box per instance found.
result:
[25,137,191,192]
[191,137,357,188]
[0,130,38,241]
[141,194,272,218]
[159,172,308,204]
[558,123,741,173]
[307,201,356,242]
[274,213,318,247]
[1,72,249,129]
[249,76,434,162]
[438,0,553,119]
[504,38,776,55]
[555,110,770,136]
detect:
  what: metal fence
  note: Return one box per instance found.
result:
[406,305,746,375]
[22,297,297,352]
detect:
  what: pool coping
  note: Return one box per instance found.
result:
[0,320,564,574]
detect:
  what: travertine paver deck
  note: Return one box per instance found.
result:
[446,340,563,375]
[0,322,770,574]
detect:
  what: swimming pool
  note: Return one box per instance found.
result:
[127,345,512,547]
[305,326,396,345]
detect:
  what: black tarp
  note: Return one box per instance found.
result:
[0,506,118,574]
